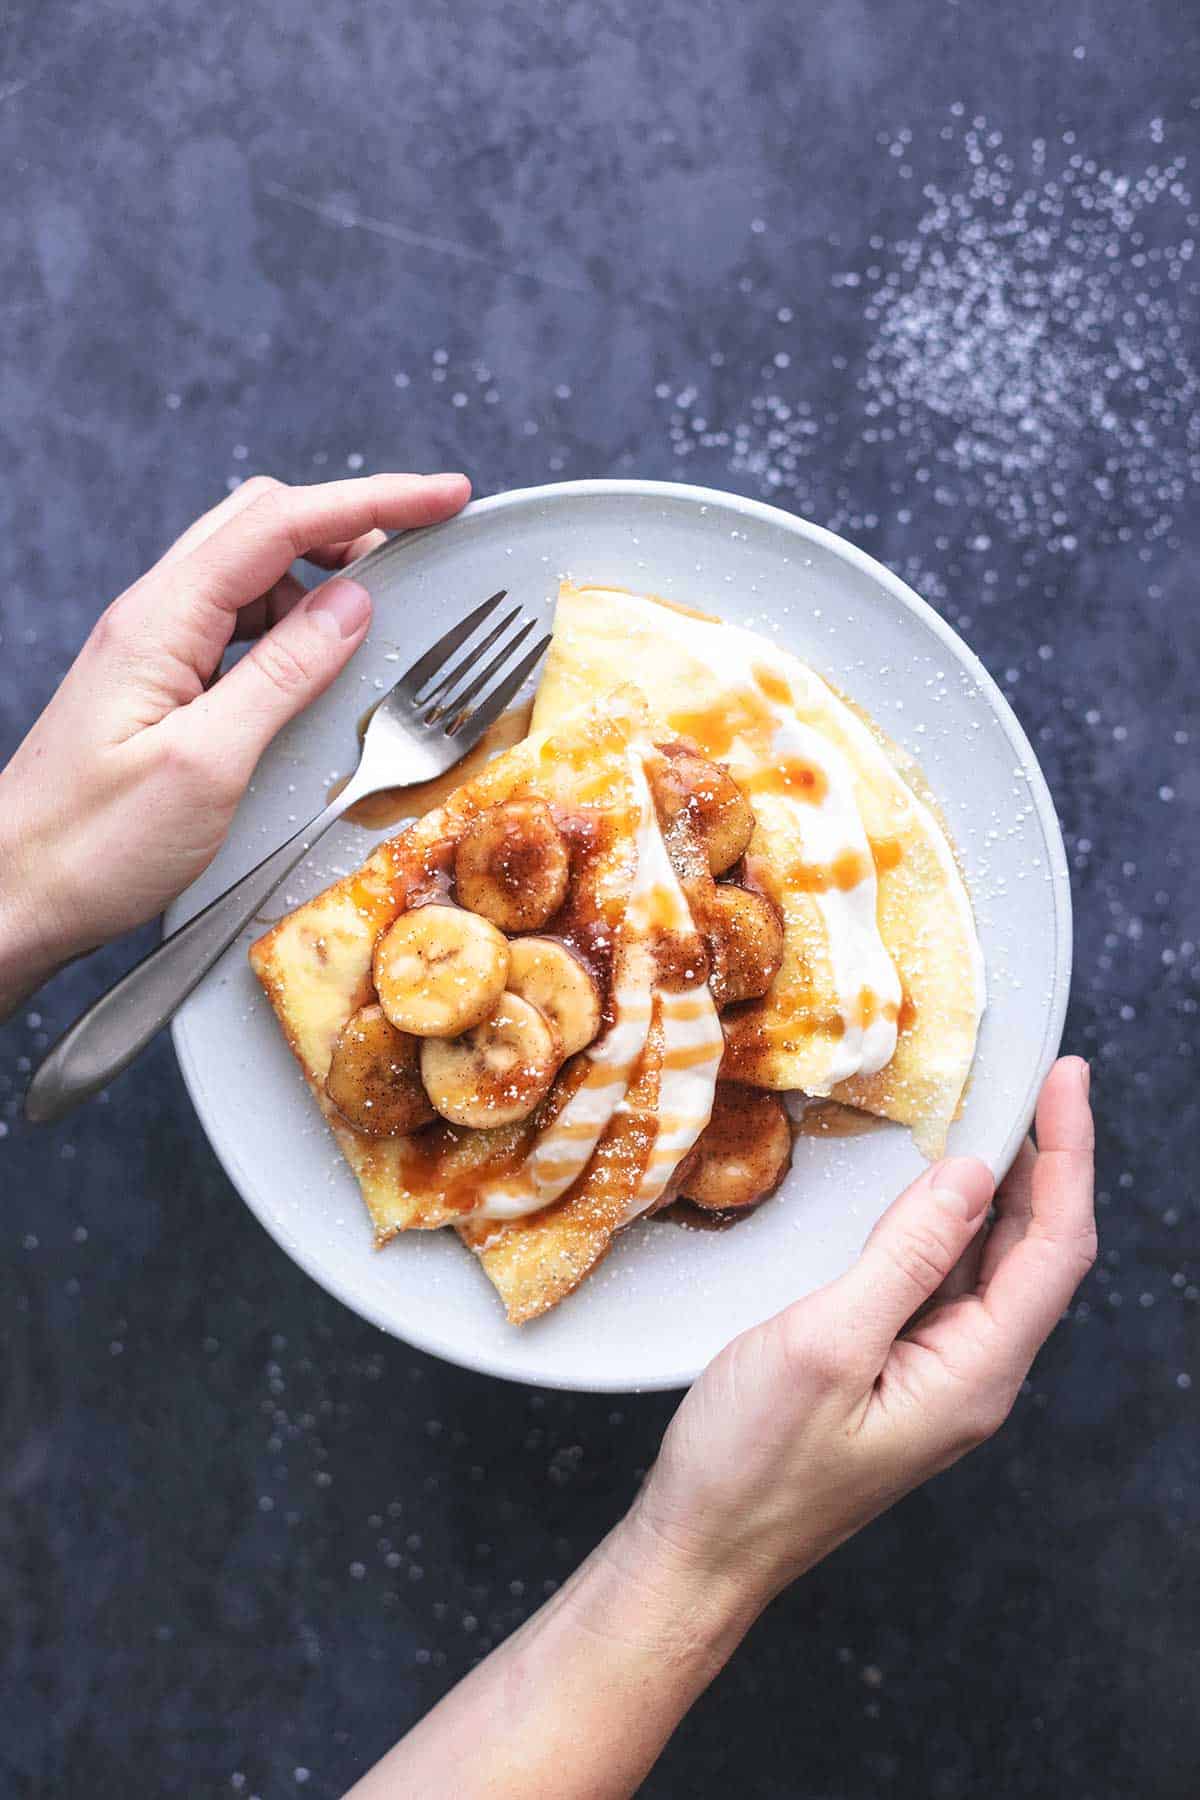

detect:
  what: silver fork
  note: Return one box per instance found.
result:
[26,590,550,1124]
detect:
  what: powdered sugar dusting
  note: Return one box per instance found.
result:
[662,112,1199,554]
[856,117,1198,541]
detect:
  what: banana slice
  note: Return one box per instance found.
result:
[325,1004,436,1137]
[681,1084,792,1210]
[506,936,602,1057]
[373,903,509,1038]
[705,884,785,1009]
[651,745,755,876]
[454,799,571,932]
[650,926,710,993]
[420,993,562,1129]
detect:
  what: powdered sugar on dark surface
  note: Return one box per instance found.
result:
[1,6,1198,1798]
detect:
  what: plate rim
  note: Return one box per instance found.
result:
[170,476,1073,1393]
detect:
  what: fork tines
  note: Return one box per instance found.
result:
[401,589,551,738]
[451,631,550,738]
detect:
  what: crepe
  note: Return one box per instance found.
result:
[532,582,985,1157]
[250,685,734,1322]
[250,692,656,1242]
[460,1008,666,1323]
[250,578,986,1328]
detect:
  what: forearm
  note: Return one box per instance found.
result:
[0,874,61,1021]
[0,778,78,1020]
[348,1506,762,1800]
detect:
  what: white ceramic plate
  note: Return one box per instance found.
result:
[169,480,1071,1392]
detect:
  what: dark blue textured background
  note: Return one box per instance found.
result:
[2,3,1198,1795]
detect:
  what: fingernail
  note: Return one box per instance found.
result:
[308,577,371,640]
[1078,1058,1091,1097]
[929,1157,992,1221]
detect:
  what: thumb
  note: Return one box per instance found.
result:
[192,575,372,777]
[818,1157,994,1368]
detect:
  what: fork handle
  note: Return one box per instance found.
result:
[25,789,357,1124]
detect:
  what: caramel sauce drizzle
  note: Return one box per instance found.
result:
[783,849,870,894]
[870,835,904,873]
[796,1099,890,1139]
[662,1038,726,1074]
[667,691,766,759]
[328,640,928,1206]
[660,993,714,1022]
[753,665,792,707]
[669,667,804,762]
[755,986,913,1052]
[745,757,828,804]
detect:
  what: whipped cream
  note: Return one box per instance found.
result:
[461,589,988,1231]
[616,762,724,1225]
[600,602,912,1083]
[761,708,902,1081]
[472,747,716,1222]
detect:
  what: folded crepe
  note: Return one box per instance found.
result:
[251,692,657,1240]
[460,1005,667,1323]
[532,582,985,1158]
[251,688,728,1321]
[250,580,986,1326]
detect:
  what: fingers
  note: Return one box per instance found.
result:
[157,483,395,577]
[980,1058,1096,1361]
[228,528,390,644]
[170,575,373,781]
[228,573,307,646]
[108,476,468,695]
[810,1156,995,1373]
[303,526,390,570]
[976,1138,1036,1286]
[181,472,469,614]
[902,1220,988,1337]
[155,477,279,571]
[925,1221,989,1311]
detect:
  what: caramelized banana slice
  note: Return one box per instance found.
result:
[325,1004,436,1137]
[650,927,710,992]
[420,994,562,1129]
[373,903,509,1038]
[454,799,571,932]
[705,884,785,1009]
[653,745,755,876]
[681,1084,792,1211]
[506,937,602,1057]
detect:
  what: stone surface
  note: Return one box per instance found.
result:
[1,2,1197,1795]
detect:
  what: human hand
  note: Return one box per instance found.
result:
[628,1057,1096,1614]
[0,471,469,1011]
[351,1062,1094,1800]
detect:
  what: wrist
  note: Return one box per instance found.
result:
[585,1499,766,1684]
[0,817,68,1019]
